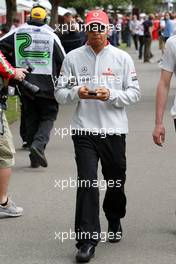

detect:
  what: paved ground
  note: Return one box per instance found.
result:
[1,41,176,264]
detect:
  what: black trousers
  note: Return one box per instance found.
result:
[138,35,145,59]
[163,36,169,43]
[132,34,139,50]
[72,133,127,247]
[22,96,58,152]
[144,37,152,62]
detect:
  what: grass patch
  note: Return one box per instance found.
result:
[119,43,128,50]
[6,96,20,124]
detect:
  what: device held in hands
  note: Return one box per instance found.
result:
[88,91,97,96]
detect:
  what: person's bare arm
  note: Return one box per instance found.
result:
[149,24,153,36]
[153,69,173,146]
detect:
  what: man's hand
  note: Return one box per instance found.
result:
[78,86,110,101]
[78,86,90,99]
[95,87,110,101]
[152,124,165,146]
[14,68,28,81]
[78,86,98,99]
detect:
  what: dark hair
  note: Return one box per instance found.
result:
[13,18,20,23]
[64,12,72,17]
[1,24,10,33]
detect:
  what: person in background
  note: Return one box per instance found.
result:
[75,14,86,43]
[143,14,153,63]
[10,18,21,31]
[0,5,65,168]
[130,15,140,51]
[0,50,27,218]
[162,12,174,42]
[0,24,10,38]
[138,14,145,60]
[153,33,176,158]
[56,12,84,53]
[109,14,120,47]
[122,14,131,47]
[152,14,160,41]
[158,13,165,57]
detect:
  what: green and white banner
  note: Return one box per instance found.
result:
[15,24,54,75]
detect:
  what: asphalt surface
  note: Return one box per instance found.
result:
[1,41,176,264]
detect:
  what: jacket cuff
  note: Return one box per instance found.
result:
[10,68,16,80]
[108,89,117,101]
[72,85,81,101]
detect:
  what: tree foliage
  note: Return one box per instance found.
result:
[61,0,130,10]
[131,0,160,13]
[60,0,130,16]
[61,0,160,14]
[49,0,60,28]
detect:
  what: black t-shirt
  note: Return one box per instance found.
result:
[60,31,85,54]
[143,20,153,38]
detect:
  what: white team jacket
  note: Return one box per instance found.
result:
[54,43,141,134]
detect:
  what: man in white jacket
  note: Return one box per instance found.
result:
[55,10,141,263]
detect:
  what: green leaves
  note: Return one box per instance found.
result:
[60,0,159,13]
[61,0,130,10]
[131,0,160,13]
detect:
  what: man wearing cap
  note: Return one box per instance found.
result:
[0,5,65,168]
[55,9,141,263]
[55,12,84,54]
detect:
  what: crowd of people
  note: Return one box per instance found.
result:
[107,11,176,62]
[54,10,176,63]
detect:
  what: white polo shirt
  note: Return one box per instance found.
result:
[159,35,176,118]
